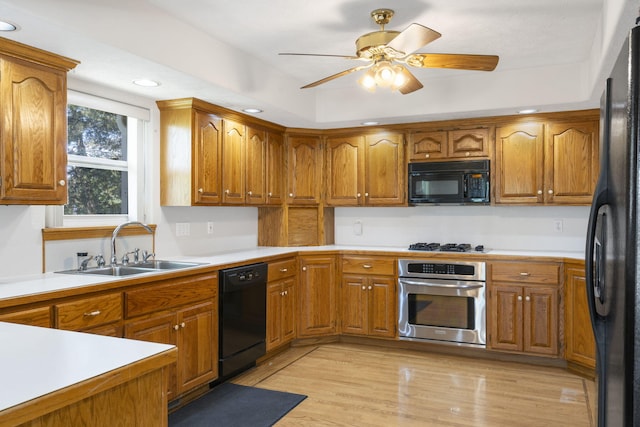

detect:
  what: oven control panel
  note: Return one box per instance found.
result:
[398,259,486,281]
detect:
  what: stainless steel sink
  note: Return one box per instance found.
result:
[56,260,205,276]
[135,260,205,270]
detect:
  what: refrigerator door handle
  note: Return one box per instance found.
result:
[586,187,608,320]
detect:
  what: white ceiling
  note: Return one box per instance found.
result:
[0,0,637,128]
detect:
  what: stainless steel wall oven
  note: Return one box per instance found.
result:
[398,259,486,347]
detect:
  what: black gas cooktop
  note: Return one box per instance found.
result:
[408,242,485,252]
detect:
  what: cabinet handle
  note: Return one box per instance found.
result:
[289,193,294,197]
[362,264,372,269]
[537,190,542,195]
[362,286,366,290]
[517,295,523,301]
[525,296,530,302]
[225,189,230,194]
[368,285,372,290]
[281,291,285,296]
[247,191,253,196]
[58,180,66,187]
[364,192,369,197]
[279,268,288,272]
[465,152,470,157]
[83,310,101,317]
[181,322,186,328]
[174,324,180,331]
[519,272,530,276]
[284,290,288,296]
[198,188,204,193]
[548,189,554,194]
[425,154,430,158]
[268,192,272,197]
[357,193,361,197]
[302,266,307,271]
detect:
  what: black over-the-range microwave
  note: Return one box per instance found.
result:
[408,159,490,205]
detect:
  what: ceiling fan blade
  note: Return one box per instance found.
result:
[279,52,360,60]
[397,67,423,95]
[407,53,499,71]
[301,65,372,89]
[386,23,441,56]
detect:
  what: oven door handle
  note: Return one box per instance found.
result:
[398,278,484,289]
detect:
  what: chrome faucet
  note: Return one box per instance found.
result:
[111,221,153,266]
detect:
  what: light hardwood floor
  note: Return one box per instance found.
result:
[233,343,595,426]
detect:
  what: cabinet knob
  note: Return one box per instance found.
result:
[174,324,180,331]
[83,310,101,317]
[198,188,204,193]
[362,286,366,290]
[548,189,554,194]
[284,290,288,296]
[364,192,369,197]
[268,192,272,197]
[181,322,186,328]
[247,191,253,196]
[519,272,530,276]
[425,154,430,158]
[537,190,542,195]
[465,152,470,157]
[289,193,294,197]
[302,266,307,271]
[357,193,361,198]
[281,291,285,296]
[517,295,523,301]
[368,285,372,290]
[58,180,66,187]
[525,296,530,302]
[362,264,372,269]
[225,189,230,194]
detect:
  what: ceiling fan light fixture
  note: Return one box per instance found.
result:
[358,71,377,92]
[391,65,408,90]
[374,61,396,87]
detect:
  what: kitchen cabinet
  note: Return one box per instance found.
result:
[265,131,285,205]
[0,38,78,204]
[564,261,596,376]
[286,133,323,204]
[495,119,598,205]
[489,261,560,356]
[266,258,297,351]
[0,305,51,327]
[340,255,396,338]
[55,292,122,336]
[221,119,246,204]
[408,127,490,161]
[124,272,218,400]
[325,132,405,206]
[297,255,337,337]
[245,125,267,205]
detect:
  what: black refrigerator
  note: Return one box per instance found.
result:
[586,23,640,426]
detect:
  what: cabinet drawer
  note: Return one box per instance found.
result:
[55,293,122,331]
[268,258,296,281]
[342,256,395,275]
[491,262,560,284]
[125,273,217,318]
[0,306,52,328]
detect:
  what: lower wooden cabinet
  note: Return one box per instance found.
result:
[266,258,297,351]
[0,306,52,328]
[564,261,596,374]
[488,262,560,356]
[55,292,122,334]
[297,255,337,337]
[124,273,218,401]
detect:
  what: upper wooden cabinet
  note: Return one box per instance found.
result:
[495,119,598,205]
[408,127,490,161]
[326,132,405,206]
[0,38,78,205]
[286,133,323,205]
[157,98,285,206]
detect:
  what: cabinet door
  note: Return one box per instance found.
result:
[523,286,558,355]
[246,126,266,205]
[489,284,523,352]
[298,255,336,337]
[177,301,217,393]
[365,133,405,205]
[0,57,68,204]
[544,120,599,204]
[266,281,284,350]
[495,123,544,204]
[565,265,596,369]
[448,128,490,159]
[0,306,51,328]
[193,111,223,204]
[125,312,178,400]
[221,119,246,204]
[325,135,364,206]
[368,276,396,338]
[408,130,447,161]
[265,131,285,205]
[287,135,322,204]
[341,275,368,335]
[281,278,296,344]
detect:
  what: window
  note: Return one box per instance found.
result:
[46,91,150,227]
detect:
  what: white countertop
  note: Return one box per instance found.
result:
[0,322,174,413]
[0,245,584,301]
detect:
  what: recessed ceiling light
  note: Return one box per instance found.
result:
[361,121,379,126]
[132,79,160,87]
[518,108,538,114]
[0,20,17,32]
[242,108,263,114]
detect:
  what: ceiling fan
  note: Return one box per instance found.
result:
[280,9,499,94]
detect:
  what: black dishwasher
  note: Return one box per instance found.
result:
[218,262,267,379]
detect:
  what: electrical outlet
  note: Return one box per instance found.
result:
[353,220,363,236]
[176,222,190,237]
[207,221,214,235]
[553,219,563,233]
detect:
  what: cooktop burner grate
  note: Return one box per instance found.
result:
[408,242,484,252]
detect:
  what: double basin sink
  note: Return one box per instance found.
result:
[57,260,205,277]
